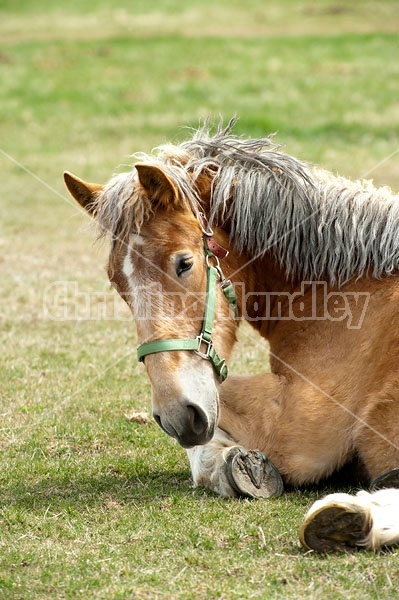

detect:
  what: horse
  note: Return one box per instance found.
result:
[64,119,399,553]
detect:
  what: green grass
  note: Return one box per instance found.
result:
[1,1,399,597]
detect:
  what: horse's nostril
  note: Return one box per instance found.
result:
[152,404,212,447]
[186,404,208,436]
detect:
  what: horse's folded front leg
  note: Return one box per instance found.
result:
[186,428,283,498]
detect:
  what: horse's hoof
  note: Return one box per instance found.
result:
[369,468,399,491]
[299,501,372,553]
[226,448,284,499]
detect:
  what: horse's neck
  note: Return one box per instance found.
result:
[222,247,296,337]
[214,224,291,284]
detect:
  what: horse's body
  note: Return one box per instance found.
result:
[65,121,399,552]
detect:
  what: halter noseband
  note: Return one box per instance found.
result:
[136,216,238,383]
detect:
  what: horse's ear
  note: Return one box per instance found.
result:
[64,171,103,215]
[135,164,179,207]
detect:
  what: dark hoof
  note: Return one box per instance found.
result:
[226,448,284,499]
[370,468,399,491]
[299,502,372,553]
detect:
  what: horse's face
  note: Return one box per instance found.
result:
[110,209,226,448]
[64,165,236,448]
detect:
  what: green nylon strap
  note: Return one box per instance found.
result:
[222,281,239,318]
[201,265,218,342]
[208,346,228,381]
[137,338,199,362]
[137,336,228,381]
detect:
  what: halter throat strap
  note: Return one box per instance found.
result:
[136,228,237,383]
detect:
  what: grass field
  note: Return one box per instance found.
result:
[1,1,399,598]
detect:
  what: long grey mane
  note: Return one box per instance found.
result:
[97,119,399,285]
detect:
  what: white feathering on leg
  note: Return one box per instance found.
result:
[358,488,399,550]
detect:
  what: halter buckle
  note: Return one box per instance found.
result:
[195,334,213,359]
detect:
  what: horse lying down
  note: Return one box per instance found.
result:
[64,120,399,553]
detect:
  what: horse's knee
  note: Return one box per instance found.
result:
[219,373,283,411]
[218,372,284,449]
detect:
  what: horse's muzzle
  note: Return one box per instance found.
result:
[153,402,214,448]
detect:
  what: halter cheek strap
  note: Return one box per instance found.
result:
[136,223,238,383]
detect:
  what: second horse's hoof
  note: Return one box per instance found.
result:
[299,498,372,553]
[370,468,399,491]
[226,448,284,499]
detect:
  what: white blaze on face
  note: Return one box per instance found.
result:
[130,232,145,247]
[122,233,145,280]
[122,248,134,280]
[122,235,149,324]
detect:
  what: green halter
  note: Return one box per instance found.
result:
[137,228,238,383]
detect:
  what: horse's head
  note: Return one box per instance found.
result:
[64,164,238,448]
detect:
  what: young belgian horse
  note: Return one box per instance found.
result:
[64,120,399,553]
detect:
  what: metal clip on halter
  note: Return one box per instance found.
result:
[196,334,213,359]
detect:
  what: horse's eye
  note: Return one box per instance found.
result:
[176,256,193,277]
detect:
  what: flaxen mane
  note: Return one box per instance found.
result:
[95,119,399,285]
